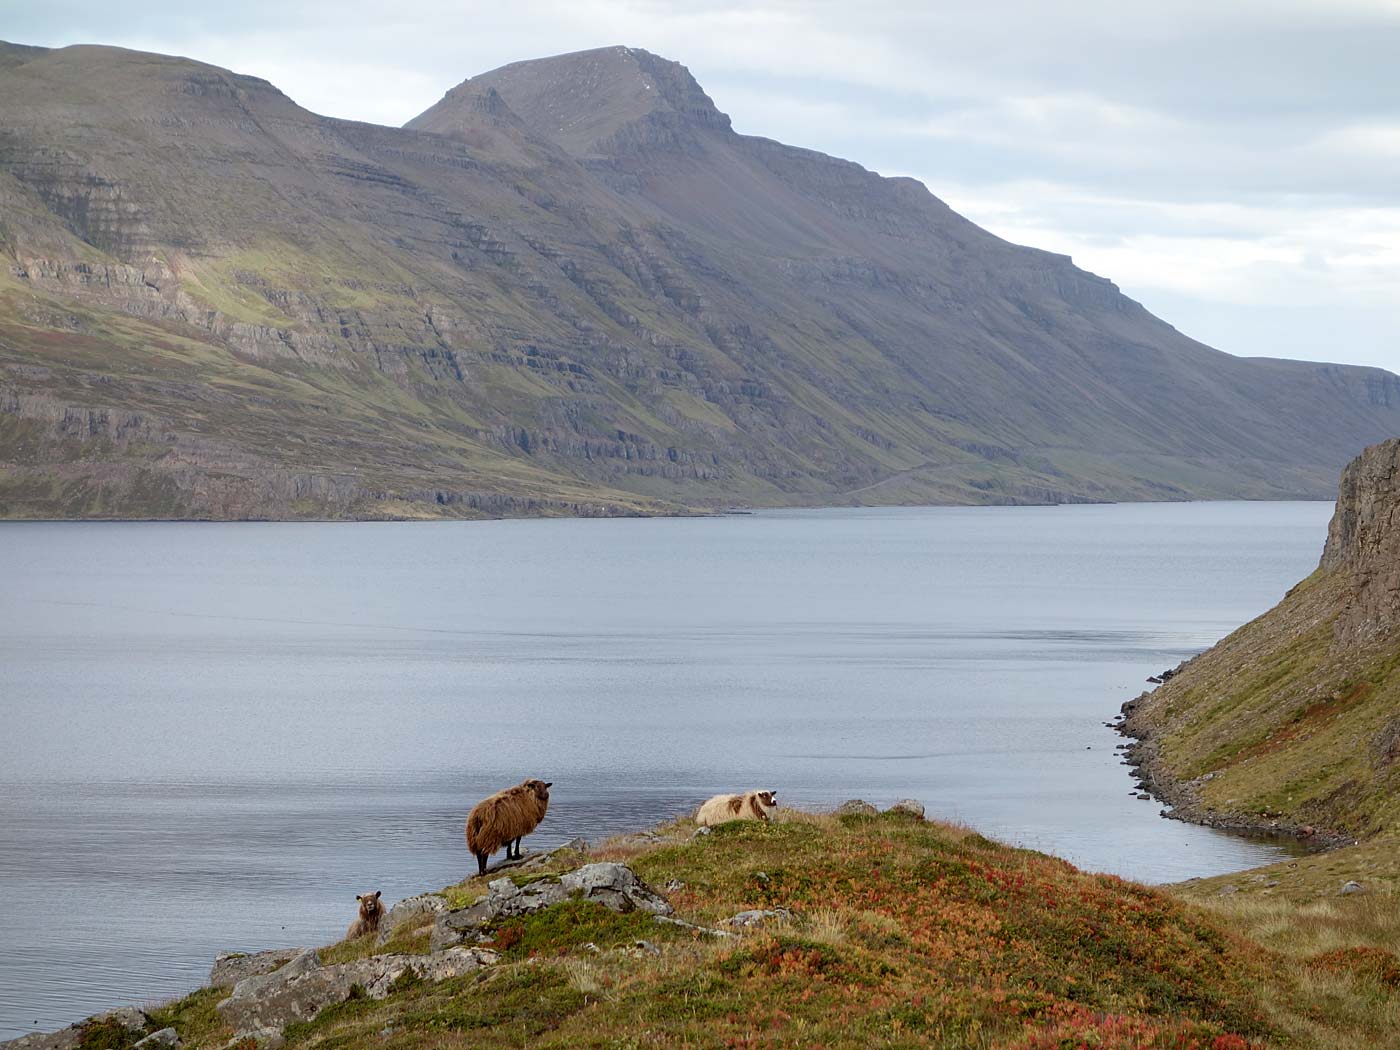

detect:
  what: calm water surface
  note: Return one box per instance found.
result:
[0,502,1331,1036]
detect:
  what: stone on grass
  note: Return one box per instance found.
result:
[375,894,448,946]
[1340,880,1365,895]
[432,863,672,951]
[210,948,305,989]
[885,799,925,819]
[132,1028,179,1048]
[217,947,497,1048]
[726,908,792,928]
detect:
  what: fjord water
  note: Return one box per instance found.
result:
[0,502,1329,1036]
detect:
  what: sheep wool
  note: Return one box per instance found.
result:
[465,778,552,876]
[346,890,383,939]
[695,789,779,827]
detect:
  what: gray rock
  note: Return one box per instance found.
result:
[653,914,735,939]
[133,1028,179,1048]
[726,908,792,928]
[218,947,497,1048]
[210,948,305,989]
[0,1007,149,1050]
[885,799,925,819]
[1218,884,1239,896]
[432,863,672,950]
[1340,880,1365,895]
[836,799,877,816]
[376,894,449,946]
[692,826,712,837]
[0,1027,81,1050]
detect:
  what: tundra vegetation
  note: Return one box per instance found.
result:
[83,808,1400,1049]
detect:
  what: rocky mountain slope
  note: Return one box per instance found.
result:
[2,42,1398,519]
[1122,438,1400,842]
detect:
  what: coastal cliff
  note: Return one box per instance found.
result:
[1122,438,1400,842]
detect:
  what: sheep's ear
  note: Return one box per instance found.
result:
[355,895,362,901]
[544,782,553,788]
[373,891,382,900]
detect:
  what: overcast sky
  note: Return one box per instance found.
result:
[8,0,1399,371]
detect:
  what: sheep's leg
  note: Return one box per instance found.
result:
[512,837,522,858]
[476,851,487,877]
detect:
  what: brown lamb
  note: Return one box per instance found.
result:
[465,778,551,876]
[346,890,383,939]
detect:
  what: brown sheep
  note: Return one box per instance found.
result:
[346,890,383,939]
[465,778,551,877]
[695,790,778,827]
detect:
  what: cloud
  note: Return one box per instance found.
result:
[6,0,1398,370]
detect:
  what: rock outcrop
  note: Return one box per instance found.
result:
[1120,438,1400,840]
[216,947,498,1049]
[1321,438,1400,646]
[432,862,672,950]
[209,947,305,989]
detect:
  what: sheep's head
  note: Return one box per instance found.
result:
[756,790,778,810]
[355,890,383,921]
[523,779,552,803]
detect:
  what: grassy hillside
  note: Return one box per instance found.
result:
[1121,440,1400,845]
[62,809,1400,1049]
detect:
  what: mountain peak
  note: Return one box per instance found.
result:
[409,45,731,157]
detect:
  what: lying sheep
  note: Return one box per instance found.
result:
[695,790,779,827]
[465,778,551,877]
[346,890,383,939]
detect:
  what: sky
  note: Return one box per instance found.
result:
[6,0,1399,371]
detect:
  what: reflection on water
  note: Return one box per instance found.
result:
[0,502,1329,1036]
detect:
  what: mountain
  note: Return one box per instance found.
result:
[1,42,1397,519]
[1121,438,1400,842]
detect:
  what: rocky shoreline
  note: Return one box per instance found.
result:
[1114,662,1351,852]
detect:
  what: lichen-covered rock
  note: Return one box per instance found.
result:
[432,863,672,950]
[209,947,305,988]
[375,894,448,946]
[217,947,498,1048]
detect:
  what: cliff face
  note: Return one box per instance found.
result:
[1322,441,1400,646]
[1122,439,1400,840]
[2,42,1400,519]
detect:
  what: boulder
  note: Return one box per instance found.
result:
[217,947,497,1048]
[885,799,925,819]
[432,863,672,950]
[1340,880,1365,895]
[835,800,877,817]
[210,948,305,989]
[375,894,448,946]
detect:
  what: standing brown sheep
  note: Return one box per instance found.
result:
[346,890,383,939]
[465,778,551,877]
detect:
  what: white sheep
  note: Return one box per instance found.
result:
[695,790,779,827]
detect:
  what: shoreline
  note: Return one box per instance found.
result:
[1114,666,1352,854]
